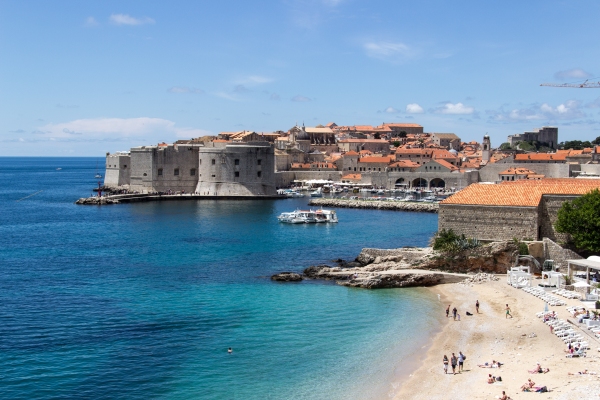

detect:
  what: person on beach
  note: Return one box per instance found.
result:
[456,312,461,321]
[446,305,450,318]
[487,374,494,384]
[521,378,535,391]
[443,355,449,374]
[500,390,512,400]
[458,351,465,372]
[451,353,457,375]
[476,300,480,314]
[452,307,457,320]
[505,304,513,319]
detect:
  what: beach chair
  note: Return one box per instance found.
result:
[566,348,586,358]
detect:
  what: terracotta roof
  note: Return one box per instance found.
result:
[514,153,566,161]
[343,151,359,156]
[338,139,389,143]
[353,125,374,130]
[305,127,333,134]
[441,180,600,207]
[499,167,538,175]
[342,173,362,180]
[382,123,423,128]
[389,160,420,168]
[434,159,459,171]
[358,156,394,164]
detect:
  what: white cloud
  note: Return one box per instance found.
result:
[167,86,203,94]
[30,118,211,142]
[385,107,399,113]
[488,100,584,122]
[84,17,99,27]
[214,92,242,101]
[435,102,474,115]
[405,103,424,114]
[554,68,592,81]
[291,95,311,102]
[363,41,412,60]
[109,14,155,26]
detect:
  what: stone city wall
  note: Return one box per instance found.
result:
[151,145,200,194]
[543,238,582,270]
[196,142,276,196]
[538,194,579,243]
[438,204,539,241]
[478,163,570,182]
[104,153,131,187]
[129,147,155,193]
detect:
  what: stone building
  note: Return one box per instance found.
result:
[105,140,276,196]
[508,126,558,149]
[431,133,461,150]
[438,179,600,241]
[337,139,390,154]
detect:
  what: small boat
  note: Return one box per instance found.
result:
[310,188,323,197]
[423,196,438,202]
[376,189,385,195]
[95,173,102,179]
[56,167,62,170]
[277,209,337,223]
[284,190,304,198]
[313,209,338,223]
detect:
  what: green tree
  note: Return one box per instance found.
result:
[499,142,512,150]
[399,131,407,138]
[593,136,600,145]
[555,189,600,252]
[392,141,401,147]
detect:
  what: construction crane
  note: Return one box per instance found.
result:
[540,79,600,88]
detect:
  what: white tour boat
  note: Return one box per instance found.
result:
[277,209,338,224]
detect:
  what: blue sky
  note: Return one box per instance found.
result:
[2,0,600,156]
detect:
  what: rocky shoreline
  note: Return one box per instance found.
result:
[271,241,520,289]
[308,198,439,212]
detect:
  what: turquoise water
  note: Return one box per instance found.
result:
[0,158,441,400]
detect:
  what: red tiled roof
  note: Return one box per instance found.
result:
[434,159,459,171]
[342,173,361,180]
[441,180,600,207]
[344,151,359,156]
[358,156,394,164]
[499,167,538,175]
[514,153,566,161]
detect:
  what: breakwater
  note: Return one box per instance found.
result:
[308,198,439,213]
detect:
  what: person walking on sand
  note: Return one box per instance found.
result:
[505,304,513,319]
[451,353,458,375]
[443,355,449,374]
[452,307,457,321]
[476,300,480,314]
[446,305,450,318]
[458,351,465,372]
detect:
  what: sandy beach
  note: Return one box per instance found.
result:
[393,278,600,400]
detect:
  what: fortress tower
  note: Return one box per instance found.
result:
[482,135,491,163]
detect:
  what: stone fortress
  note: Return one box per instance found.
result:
[105,140,276,196]
[104,122,600,201]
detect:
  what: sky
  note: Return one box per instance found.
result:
[2,0,600,156]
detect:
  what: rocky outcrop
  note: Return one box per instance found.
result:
[308,198,438,213]
[271,272,303,282]
[339,272,461,289]
[75,197,118,205]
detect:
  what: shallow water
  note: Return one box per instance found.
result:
[0,157,441,399]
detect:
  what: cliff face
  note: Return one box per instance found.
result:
[356,241,520,274]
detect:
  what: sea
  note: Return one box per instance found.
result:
[0,157,442,400]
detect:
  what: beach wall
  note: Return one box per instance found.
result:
[438,204,538,241]
[538,194,580,242]
[543,237,583,269]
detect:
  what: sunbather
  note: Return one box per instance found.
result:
[521,378,535,391]
[487,374,495,384]
[568,369,596,375]
[478,360,501,368]
[528,363,549,373]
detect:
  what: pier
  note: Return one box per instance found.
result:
[76,193,285,205]
[308,198,439,213]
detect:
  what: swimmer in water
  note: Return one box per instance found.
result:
[228,347,232,354]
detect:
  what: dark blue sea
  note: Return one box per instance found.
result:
[0,157,441,400]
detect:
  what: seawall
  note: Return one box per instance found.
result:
[308,198,439,213]
[76,193,284,205]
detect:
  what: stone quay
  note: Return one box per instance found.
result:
[308,198,439,213]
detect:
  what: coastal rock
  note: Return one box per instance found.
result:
[75,197,118,205]
[271,272,303,282]
[303,265,335,279]
[338,272,460,289]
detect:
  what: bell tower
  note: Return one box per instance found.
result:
[482,135,491,163]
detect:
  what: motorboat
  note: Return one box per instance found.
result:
[285,190,304,198]
[310,187,323,197]
[313,209,338,223]
[277,209,337,223]
[423,195,438,202]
